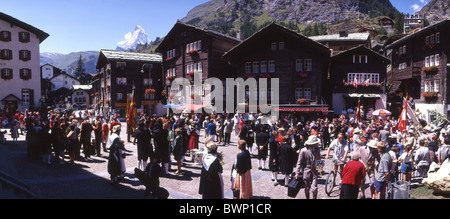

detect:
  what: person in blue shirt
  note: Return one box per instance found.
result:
[207,119,217,142]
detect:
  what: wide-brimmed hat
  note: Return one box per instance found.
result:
[366,140,378,149]
[353,128,361,134]
[205,142,218,153]
[305,135,320,145]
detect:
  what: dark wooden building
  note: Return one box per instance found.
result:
[385,19,450,121]
[155,21,241,109]
[95,50,163,116]
[329,45,390,117]
[223,23,331,118]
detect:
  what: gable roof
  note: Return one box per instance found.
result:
[0,12,49,43]
[331,45,390,63]
[155,21,242,52]
[223,22,329,60]
[309,32,370,42]
[385,19,450,50]
[99,49,162,62]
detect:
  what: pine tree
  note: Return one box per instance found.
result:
[73,55,87,83]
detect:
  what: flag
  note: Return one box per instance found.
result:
[398,98,408,133]
[127,84,137,132]
[356,99,361,122]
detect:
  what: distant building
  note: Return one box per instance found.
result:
[50,72,80,91]
[385,19,449,121]
[95,50,163,116]
[71,85,92,110]
[404,14,425,34]
[0,12,49,113]
[310,32,371,55]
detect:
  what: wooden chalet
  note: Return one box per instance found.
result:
[155,21,241,110]
[223,23,331,119]
[329,45,390,118]
[95,50,163,116]
[385,19,450,121]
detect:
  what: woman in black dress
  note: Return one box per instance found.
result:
[199,142,224,199]
[269,130,280,185]
[279,135,295,186]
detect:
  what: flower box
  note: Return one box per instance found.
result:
[260,72,271,78]
[297,71,309,78]
[166,75,174,80]
[422,66,439,74]
[145,88,156,95]
[165,57,173,61]
[188,71,195,76]
[422,91,438,98]
[297,98,308,105]
[245,73,255,79]
[187,49,198,55]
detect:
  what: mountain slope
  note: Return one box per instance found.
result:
[40,51,99,74]
[117,25,150,51]
[419,0,450,25]
[180,0,401,38]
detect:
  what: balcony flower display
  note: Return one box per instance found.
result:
[188,71,195,77]
[187,49,198,55]
[422,66,439,73]
[145,88,156,95]
[422,91,438,98]
[297,98,308,104]
[260,72,272,78]
[297,71,309,78]
[244,73,255,79]
[165,57,173,61]
[166,75,174,80]
[343,80,384,88]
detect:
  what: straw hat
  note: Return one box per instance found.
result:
[366,140,378,149]
[305,135,321,145]
[205,142,218,153]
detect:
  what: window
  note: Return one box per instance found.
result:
[278,42,285,50]
[19,50,31,61]
[144,78,153,86]
[1,68,13,80]
[398,45,406,55]
[304,88,312,101]
[186,40,201,52]
[166,68,176,77]
[296,59,303,71]
[22,90,30,106]
[260,61,267,73]
[1,49,12,60]
[116,62,126,69]
[268,61,275,73]
[0,31,11,41]
[430,34,435,44]
[353,55,368,63]
[19,32,30,42]
[425,36,430,45]
[20,69,31,80]
[348,73,379,84]
[424,81,432,92]
[167,49,176,58]
[399,62,407,70]
[425,56,430,67]
[245,62,252,74]
[304,59,312,71]
[435,54,439,66]
[434,80,440,92]
[436,32,440,44]
[295,88,303,100]
[116,77,127,85]
[117,93,123,101]
[197,62,202,73]
[271,42,277,51]
[425,54,440,67]
[253,62,259,74]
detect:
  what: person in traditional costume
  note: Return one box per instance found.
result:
[198,142,224,199]
[108,125,125,183]
[232,140,253,199]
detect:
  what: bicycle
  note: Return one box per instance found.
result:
[324,159,345,196]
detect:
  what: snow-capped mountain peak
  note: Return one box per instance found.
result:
[117,25,150,51]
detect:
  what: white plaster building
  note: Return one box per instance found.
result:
[50,72,80,91]
[0,12,49,112]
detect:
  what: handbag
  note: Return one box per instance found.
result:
[287,174,304,198]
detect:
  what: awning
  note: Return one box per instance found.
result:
[176,104,204,112]
[345,93,381,99]
[275,107,329,112]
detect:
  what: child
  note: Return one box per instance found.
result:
[144,155,162,198]
[172,128,184,174]
[398,144,413,182]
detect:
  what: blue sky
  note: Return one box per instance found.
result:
[1,0,430,54]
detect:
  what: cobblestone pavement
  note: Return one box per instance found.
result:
[1,123,372,199]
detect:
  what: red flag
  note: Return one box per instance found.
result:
[356,99,361,122]
[398,98,408,133]
[127,86,137,131]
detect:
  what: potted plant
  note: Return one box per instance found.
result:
[145,88,156,95]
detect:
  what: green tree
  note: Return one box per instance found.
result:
[73,55,88,84]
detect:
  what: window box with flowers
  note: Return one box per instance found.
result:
[422,91,438,98]
[260,72,272,78]
[297,71,310,78]
[423,66,439,74]
[187,49,198,55]
[297,98,308,105]
[244,73,255,79]
[187,71,195,77]
[145,88,156,95]
[166,75,174,80]
[424,43,439,51]
[165,57,174,61]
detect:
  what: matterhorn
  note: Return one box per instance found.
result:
[117,25,150,51]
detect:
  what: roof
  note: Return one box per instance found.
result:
[1,94,21,101]
[331,45,390,63]
[385,19,450,49]
[309,32,370,42]
[223,23,329,60]
[100,50,162,63]
[0,12,49,43]
[155,21,242,52]
[72,85,92,90]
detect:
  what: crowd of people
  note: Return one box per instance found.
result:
[2,106,450,199]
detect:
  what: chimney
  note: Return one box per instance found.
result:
[236,31,242,40]
[339,31,348,37]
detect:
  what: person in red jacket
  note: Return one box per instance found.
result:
[340,150,366,199]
